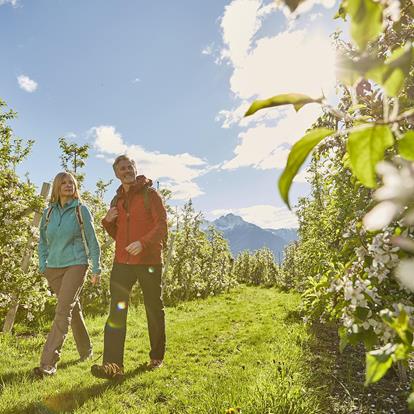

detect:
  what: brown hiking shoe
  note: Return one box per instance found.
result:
[148,359,163,369]
[33,365,56,378]
[91,362,124,380]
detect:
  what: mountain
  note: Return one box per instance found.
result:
[208,213,298,261]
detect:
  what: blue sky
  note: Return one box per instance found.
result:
[1,0,341,229]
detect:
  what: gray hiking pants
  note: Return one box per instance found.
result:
[40,265,91,368]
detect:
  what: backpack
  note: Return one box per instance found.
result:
[44,204,89,256]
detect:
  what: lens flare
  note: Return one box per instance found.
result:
[117,301,126,310]
[107,319,122,329]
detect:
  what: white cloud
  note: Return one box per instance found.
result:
[202,44,214,56]
[309,12,323,21]
[211,204,299,229]
[293,169,313,183]
[90,125,209,200]
[220,0,264,67]
[229,30,336,100]
[216,3,337,174]
[162,180,205,199]
[64,132,77,139]
[17,75,38,93]
[222,104,322,170]
[0,0,18,6]
[280,0,336,17]
[91,126,127,154]
[216,100,283,129]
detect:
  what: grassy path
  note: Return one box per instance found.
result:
[0,286,408,413]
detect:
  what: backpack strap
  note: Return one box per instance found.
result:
[110,188,151,211]
[44,206,54,244]
[75,205,90,257]
[45,206,54,227]
[110,194,120,209]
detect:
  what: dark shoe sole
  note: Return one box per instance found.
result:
[91,364,124,380]
[33,367,55,379]
[148,361,163,370]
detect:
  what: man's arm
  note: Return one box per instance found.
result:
[102,206,118,240]
[139,190,167,249]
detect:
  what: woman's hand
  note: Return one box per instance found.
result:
[91,274,101,285]
[125,241,143,256]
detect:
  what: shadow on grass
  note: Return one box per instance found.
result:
[0,359,80,393]
[1,363,150,414]
[283,309,303,324]
[306,322,410,414]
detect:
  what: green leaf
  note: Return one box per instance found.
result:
[367,43,414,97]
[381,308,413,345]
[334,1,348,20]
[355,306,370,321]
[399,131,414,160]
[347,124,394,188]
[336,53,383,85]
[408,392,414,410]
[365,344,395,385]
[244,93,323,117]
[362,328,378,350]
[339,326,349,353]
[278,128,334,208]
[348,0,383,50]
[394,343,410,361]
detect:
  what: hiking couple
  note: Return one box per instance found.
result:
[34,155,167,380]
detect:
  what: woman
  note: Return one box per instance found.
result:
[34,172,101,378]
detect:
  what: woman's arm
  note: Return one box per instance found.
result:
[81,205,102,275]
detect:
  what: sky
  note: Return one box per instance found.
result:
[0,0,343,229]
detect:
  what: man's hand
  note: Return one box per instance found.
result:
[104,207,118,223]
[125,241,143,256]
[91,274,101,285]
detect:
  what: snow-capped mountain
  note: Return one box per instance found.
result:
[207,213,298,261]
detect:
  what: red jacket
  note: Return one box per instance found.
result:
[102,176,167,265]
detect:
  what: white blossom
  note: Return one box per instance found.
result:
[395,258,414,292]
[364,161,414,231]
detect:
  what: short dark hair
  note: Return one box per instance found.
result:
[112,155,137,173]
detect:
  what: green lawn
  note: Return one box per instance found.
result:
[0,286,409,413]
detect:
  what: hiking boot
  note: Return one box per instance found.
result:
[33,365,56,378]
[91,362,124,380]
[79,349,93,362]
[148,359,163,369]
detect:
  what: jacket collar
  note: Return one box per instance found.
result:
[116,175,153,199]
[52,198,80,212]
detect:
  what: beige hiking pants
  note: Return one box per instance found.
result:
[40,265,91,368]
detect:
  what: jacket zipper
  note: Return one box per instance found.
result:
[126,196,131,264]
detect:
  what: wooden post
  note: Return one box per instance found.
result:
[2,182,51,333]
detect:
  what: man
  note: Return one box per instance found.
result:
[91,155,167,379]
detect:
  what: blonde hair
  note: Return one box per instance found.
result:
[50,172,81,204]
[112,155,137,173]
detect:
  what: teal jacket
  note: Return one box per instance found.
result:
[38,199,101,274]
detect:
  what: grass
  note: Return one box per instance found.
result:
[0,286,411,413]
